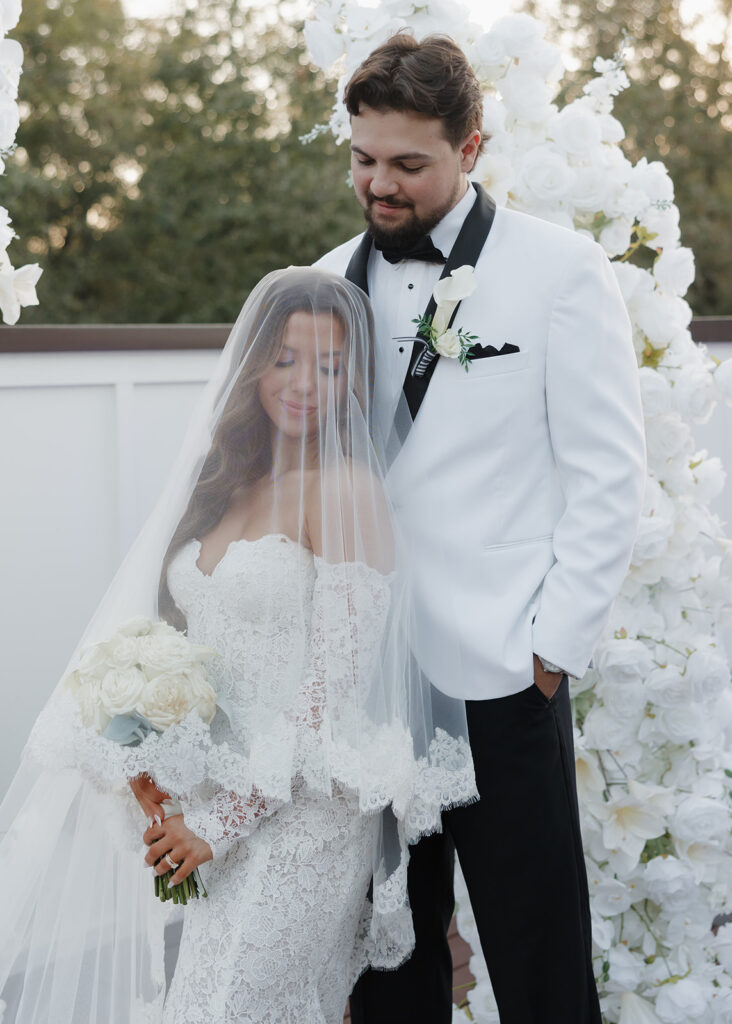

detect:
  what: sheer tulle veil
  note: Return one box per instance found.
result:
[0,267,476,1022]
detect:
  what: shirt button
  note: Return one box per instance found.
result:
[399,346,404,353]
[407,282,414,290]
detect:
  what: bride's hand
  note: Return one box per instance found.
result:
[143,814,213,885]
[129,773,170,821]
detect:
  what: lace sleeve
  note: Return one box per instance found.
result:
[296,559,393,775]
[183,788,280,861]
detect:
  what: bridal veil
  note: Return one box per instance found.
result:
[0,267,476,1022]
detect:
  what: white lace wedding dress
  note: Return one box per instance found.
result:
[161,534,382,1024]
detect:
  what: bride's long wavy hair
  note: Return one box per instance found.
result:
[158,270,375,630]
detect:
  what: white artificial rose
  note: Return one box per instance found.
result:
[654,977,708,1023]
[595,638,655,686]
[638,366,673,416]
[303,18,344,69]
[481,94,506,137]
[654,247,695,296]
[115,616,153,638]
[606,943,644,992]
[518,146,574,204]
[489,13,544,58]
[590,877,634,916]
[550,100,603,157]
[599,113,625,143]
[633,290,691,346]
[571,164,610,212]
[643,855,696,911]
[714,358,732,405]
[185,663,218,724]
[640,204,681,250]
[473,29,508,70]
[645,665,691,709]
[100,667,147,717]
[76,641,112,678]
[644,414,693,465]
[692,456,726,503]
[0,39,23,98]
[0,88,18,150]
[672,795,729,844]
[684,648,730,704]
[613,261,653,306]
[647,705,705,745]
[433,329,462,359]
[138,674,196,730]
[68,674,111,733]
[137,632,212,675]
[619,991,664,1024]
[632,513,674,564]
[600,217,633,258]
[475,152,514,206]
[499,68,554,123]
[632,157,675,204]
[672,367,715,423]
[582,703,644,752]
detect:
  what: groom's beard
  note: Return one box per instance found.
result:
[363,184,462,252]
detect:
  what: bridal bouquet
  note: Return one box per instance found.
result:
[64,616,218,905]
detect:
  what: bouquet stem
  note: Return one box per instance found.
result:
[154,862,208,904]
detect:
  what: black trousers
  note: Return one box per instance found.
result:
[350,677,602,1024]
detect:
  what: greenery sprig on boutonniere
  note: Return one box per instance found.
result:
[412,265,479,372]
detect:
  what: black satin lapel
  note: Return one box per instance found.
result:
[344,232,372,296]
[403,184,497,420]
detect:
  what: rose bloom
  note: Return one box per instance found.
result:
[138,674,196,730]
[99,666,147,717]
[434,328,462,359]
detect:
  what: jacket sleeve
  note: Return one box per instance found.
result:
[531,240,646,677]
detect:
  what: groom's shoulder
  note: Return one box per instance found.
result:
[492,206,595,258]
[313,233,365,275]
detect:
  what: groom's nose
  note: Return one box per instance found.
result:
[369,164,400,198]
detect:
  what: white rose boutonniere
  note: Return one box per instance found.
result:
[412,264,479,372]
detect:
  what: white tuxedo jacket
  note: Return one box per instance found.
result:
[316,203,646,700]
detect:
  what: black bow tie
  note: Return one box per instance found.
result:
[374,235,446,265]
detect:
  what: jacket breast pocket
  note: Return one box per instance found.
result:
[465,349,530,379]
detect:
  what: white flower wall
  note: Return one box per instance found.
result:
[305,4,732,1021]
[0,0,40,324]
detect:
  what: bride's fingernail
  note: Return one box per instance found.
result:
[147,817,153,828]
[154,815,162,826]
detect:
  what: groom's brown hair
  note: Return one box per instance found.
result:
[344,33,485,154]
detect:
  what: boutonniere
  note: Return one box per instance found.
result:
[412,265,479,372]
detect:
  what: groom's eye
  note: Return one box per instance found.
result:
[401,165,424,174]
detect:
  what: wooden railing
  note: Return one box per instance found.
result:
[0,317,730,352]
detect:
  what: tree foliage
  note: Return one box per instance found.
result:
[6,0,363,322]
[533,0,732,315]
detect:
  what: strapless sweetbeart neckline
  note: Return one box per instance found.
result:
[187,533,311,579]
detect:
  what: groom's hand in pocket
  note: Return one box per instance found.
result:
[143,814,213,885]
[532,653,562,701]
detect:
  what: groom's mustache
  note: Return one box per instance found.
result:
[367,192,413,210]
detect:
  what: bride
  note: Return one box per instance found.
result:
[0,268,476,1024]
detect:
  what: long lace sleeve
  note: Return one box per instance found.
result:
[295,557,396,796]
[183,787,280,861]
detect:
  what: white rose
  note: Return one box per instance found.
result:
[645,665,691,709]
[613,262,653,306]
[640,204,681,250]
[115,616,153,638]
[100,667,147,717]
[600,217,634,258]
[138,674,196,730]
[590,877,634,916]
[692,455,726,503]
[619,991,664,1024]
[473,30,508,70]
[633,291,691,347]
[0,39,22,98]
[644,414,693,465]
[433,329,462,359]
[185,663,218,724]
[550,101,603,157]
[646,705,705,745]
[596,638,655,686]
[607,943,644,992]
[714,358,732,405]
[639,366,673,416]
[685,648,730,704]
[65,670,110,733]
[568,164,609,212]
[518,146,574,204]
[632,158,675,204]
[643,855,696,911]
[654,246,695,296]
[632,513,674,564]
[481,95,506,137]
[599,113,625,143]
[475,152,515,206]
[488,13,544,58]
[499,68,554,123]
[582,703,644,752]
[137,633,212,675]
[0,90,18,150]
[76,641,111,678]
[106,635,141,671]
[672,367,715,423]
[303,18,344,69]
[672,795,729,844]
[654,977,708,1023]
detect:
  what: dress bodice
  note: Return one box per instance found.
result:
[168,534,317,742]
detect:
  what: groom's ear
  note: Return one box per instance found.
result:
[459,131,482,173]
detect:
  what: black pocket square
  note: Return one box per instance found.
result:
[469,341,521,360]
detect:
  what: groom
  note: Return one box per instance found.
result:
[316,33,645,1024]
